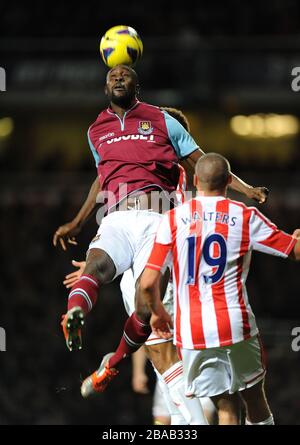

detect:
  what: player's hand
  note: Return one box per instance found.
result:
[53,221,81,251]
[63,260,86,288]
[292,229,300,239]
[246,186,269,204]
[132,373,150,395]
[150,304,173,340]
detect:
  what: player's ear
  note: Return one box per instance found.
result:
[104,85,108,96]
[227,174,232,185]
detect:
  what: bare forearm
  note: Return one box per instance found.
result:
[142,282,162,315]
[230,173,252,195]
[186,149,268,203]
[185,149,251,193]
[132,348,147,376]
[73,176,100,227]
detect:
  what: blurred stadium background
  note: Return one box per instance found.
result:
[0,0,300,425]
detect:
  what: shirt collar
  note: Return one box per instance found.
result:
[106,99,140,115]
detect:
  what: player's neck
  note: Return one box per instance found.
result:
[110,100,137,118]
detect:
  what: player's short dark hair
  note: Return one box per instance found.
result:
[195,153,231,191]
[160,107,190,133]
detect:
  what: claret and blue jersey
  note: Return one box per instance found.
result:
[87,101,199,205]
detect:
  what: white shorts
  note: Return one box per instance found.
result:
[153,376,215,423]
[152,380,170,418]
[120,269,174,346]
[181,335,266,398]
[88,210,163,281]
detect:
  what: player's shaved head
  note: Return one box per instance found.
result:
[195,153,231,192]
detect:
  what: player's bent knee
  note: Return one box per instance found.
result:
[211,392,240,425]
[211,392,239,413]
[85,248,116,284]
[240,379,266,404]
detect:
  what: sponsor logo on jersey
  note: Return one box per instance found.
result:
[106,134,155,144]
[138,121,154,135]
[99,132,115,141]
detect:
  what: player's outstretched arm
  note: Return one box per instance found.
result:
[53,176,100,251]
[185,149,269,204]
[230,172,269,204]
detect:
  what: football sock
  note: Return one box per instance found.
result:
[154,369,188,425]
[162,361,208,425]
[245,414,274,425]
[108,313,151,369]
[68,274,99,315]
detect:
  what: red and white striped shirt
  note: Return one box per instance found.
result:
[146,196,296,350]
[175,164,187,205]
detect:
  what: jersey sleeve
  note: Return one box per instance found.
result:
[146,213,173,272]
[163,111,199,159]
[87,128,101,167]
[249,208,296,258]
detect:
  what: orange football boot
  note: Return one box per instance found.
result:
[81,353,119,397]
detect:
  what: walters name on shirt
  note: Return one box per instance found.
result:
[181,210,237,227]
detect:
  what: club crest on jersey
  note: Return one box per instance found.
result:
[138,121,153,135]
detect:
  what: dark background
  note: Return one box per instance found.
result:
[0,0,300,425]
